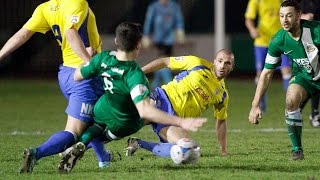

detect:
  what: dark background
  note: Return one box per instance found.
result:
[0,0,250,77]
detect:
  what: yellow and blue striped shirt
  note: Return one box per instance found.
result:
[163,56,229,120]
[23,0,101,68]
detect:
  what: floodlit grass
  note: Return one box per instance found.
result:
[0,78,319,180]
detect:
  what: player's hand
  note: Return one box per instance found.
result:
[248,106,262,124]
[249,28,259,39]
[86,47,97,57]
[179,117,207,132]
[176,29,185,44]
[220,151,229,157]
[142,36,152,48]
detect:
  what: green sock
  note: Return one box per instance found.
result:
[80,124,104,145]
[286,119,302,152]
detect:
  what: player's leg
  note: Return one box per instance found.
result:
[61,122,128,173]
[125,87,186,157]
[285,79,309,160]
[59,123,113,173]
[280,54,292,90]
[19,116,84,173]
[309,93,320,127]
[126,125,188,157]
[20,67,108,173]
[63,68,109,166]
[19,67,86,173]
[69,71,110,168]
[254,47,268,112]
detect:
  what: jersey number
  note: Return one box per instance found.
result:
[52,25,62,45]
[102,72,114,94]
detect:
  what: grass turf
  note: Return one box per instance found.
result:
[0,78,319,180]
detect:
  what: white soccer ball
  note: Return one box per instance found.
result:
[170,138,200,165]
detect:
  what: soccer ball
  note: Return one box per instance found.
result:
[170,138,200,165]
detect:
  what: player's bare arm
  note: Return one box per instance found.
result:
[0,28,34,61]
[141,57,170,74]
[244,18,259,39]
[216,119,228,156]
[65,26,91,63]
[249,68,275,124]
[135,97,207,132]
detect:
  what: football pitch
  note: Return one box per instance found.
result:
[1,78,320,179]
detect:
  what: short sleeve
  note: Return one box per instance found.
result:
[169,56,212,71]
[23,4,51,34]
[63,0,89,31]
[213,91,228,120]
[127,68,150,104]
[244,0,258,19]
[264,38,282,69]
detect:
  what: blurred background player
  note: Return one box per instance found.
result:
[125,49,235,158]
[59,22,207,173]
[0,0,110,172]
[142,0,185,90]
[245,0,292,112]
[299,0,320,127]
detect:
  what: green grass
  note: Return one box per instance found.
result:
[0,78,319,180]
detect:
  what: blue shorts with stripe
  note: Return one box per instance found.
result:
[150,87,177,143]
[58,65,104,123]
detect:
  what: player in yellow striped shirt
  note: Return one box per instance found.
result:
[0,0,108,173]
[125,49,234,157]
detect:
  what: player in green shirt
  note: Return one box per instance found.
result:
[58,22,207,173]
[249,0,320,160]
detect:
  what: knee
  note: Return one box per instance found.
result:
[285,97,300,111]
[166,126,189,143]
[65,117,88,137]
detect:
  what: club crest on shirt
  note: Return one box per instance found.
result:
[50,5,59,11]
[174,56,183,61]
[306,43,316,53]
[70,15,80,24]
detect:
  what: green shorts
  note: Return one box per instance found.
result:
[290,75,320,97]
[104,118,144,138]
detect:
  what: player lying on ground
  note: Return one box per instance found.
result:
[125,49,234,158]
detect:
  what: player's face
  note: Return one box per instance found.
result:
[213,53,234,79]
[279,6,300,32]
[159,0,169,5]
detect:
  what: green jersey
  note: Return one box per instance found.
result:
[265,20,320,81]
[80,50,150,137]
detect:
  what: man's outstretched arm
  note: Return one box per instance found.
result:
[0,28,35,61]
[141,57,170,74]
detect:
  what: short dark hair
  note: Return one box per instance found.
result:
[115,22,142,52]
[281,0,301,12]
